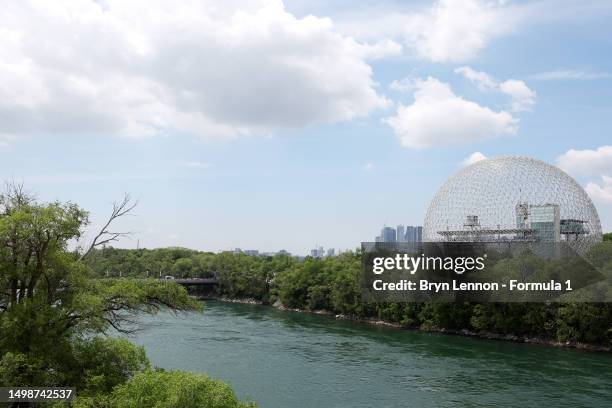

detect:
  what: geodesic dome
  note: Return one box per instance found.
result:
[423,156,602,251]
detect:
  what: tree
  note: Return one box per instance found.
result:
[0,185,200,394]
[78,193,137,261]
[0,183,87,305]
[0,337,151,398]
[173,257,195,278]
[68,337,150,396]
[76,370,257,408]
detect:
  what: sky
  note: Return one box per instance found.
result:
[0,0,611,255]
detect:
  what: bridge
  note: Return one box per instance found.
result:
[166,277,219,286]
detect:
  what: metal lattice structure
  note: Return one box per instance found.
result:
[423,156,602,252]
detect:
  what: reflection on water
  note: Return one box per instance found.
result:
[128,301,612,408]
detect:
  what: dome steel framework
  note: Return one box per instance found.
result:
[423,156,602,251]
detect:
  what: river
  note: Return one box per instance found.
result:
[129,301,612,408]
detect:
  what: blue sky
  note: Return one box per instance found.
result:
[1,0,611,254]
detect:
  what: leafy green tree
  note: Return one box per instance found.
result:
[556,303,612,343]
[0,185,200,393]
[68,337,150,396]
[173,257,195,277]
[75,370,257,408]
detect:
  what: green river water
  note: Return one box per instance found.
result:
[130,301,612,408]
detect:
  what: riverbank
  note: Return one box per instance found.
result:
[132,301,612,408]
[208,297,611,352]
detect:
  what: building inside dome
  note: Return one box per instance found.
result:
[423,156,602,251]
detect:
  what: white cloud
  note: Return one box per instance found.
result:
[406,0,511,62]
[363,162,374,171]
[335,0,612,64]
[585,175,612,204]
[455,66,537,112]
[455,66,497,90]
[557,146,612,206]
[556,146,612,176]
[0,0,391,141]
[530,69,611,81]
[383,77,517,149]
[389,78,418,93]
[462,152,488,166]
[499,79,536,112]
[338,0,517,63]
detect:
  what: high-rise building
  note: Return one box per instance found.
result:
[381,227,396,243]
[374,225,422,243]
[406,225,416,242]
[415,226,423,242]
[405,226,414,242]
[310,246,325,258]
[403,226,423,243]
[326,248,335,257]
[396,225,405,242]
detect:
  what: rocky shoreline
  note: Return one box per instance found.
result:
[207,297,611,353]
[216,297,263,305]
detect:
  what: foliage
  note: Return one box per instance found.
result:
[555,303,612,343]
[84,247,297,302]
[69,337,150,396]
[0,337,148,397]
[0,186,251,407]
[75,370,257,408]
[88,239,612,345]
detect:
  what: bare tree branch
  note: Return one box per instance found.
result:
[79,193,137,261]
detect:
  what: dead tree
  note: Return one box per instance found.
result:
[79,193,137,261]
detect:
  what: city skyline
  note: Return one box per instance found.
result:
[0,1,611,254]
[375,224,423,244]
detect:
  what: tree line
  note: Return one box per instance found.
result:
[85,233,612,346]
